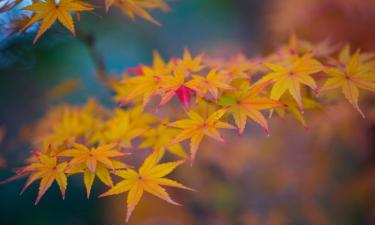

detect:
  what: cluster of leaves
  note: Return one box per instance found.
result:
[1,99,192,222]
[0,0,170,43]
[1,35,375,222]
[114,38,375,150]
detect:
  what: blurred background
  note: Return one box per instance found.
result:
[0,0,375,225]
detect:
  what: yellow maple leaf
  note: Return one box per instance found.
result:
[275,33,338,59]
[159,66,189,106]
[105,0,170,25]
[46,79,80,100]
[167,108,235,161]
[116,49,205,109]
[280,32,299,57]
[33,100,105,149]
[58,143,128,197]
[277,33,337,58]
[139,123,187,158]
[177,48,205,73]
[99,151,193,222]
[147,50,173,75]
[115,51,172,106]
[21,0,94,43]
[1,152,68,205]
[321,50,375,118]
[185,69,234,100]
[93,108,152,148]
[335,45,375,66]
[126,50,172,76]
[258,53,323,111]
[220,80,286,135]
[157,49,206,110]
[38,106,84,147]
[275,93,321,128]
[221,54,260,81]
[119,67,163,106]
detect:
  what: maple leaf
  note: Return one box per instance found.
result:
[21,0,94,43]
[105,0,170,25]
[147,50,173,75]
[258,53,323,112]
[277,33,300,58]
[46,79,80,100]
[92,108,152,148]
[34,105,83,148]
[118,67,163,106]
[219,80,286,135]
[275,33,338,59]
[159,66,194,111]
[177,48,205,73]
[116,49,205,109]
[185,69,234,100]
[116,51,173,106]
[99,151,193,222]
[33,100,105,149]
[58,143,128,198]
[221,54,261,81]
[139,123,187,158]
[167,108,235,162]
[335,45,375,66]
[275,93,321,128]
[127,51,172,76]
[0,152,68,205]
[278,33,335,56]
[321,50,375,118]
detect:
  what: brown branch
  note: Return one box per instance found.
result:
[78,32,109,84]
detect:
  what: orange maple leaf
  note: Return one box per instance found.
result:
[185,69,234,100]
[58,143,128,198]
[321,50,375,118]
[220,80,287,135]
[258,53,322,112]
[99,151,193,222]
[105,0,170,25]
[167,108,235,162]
[177,48,205,73]
[1,152,68,205]
[159,66,194,110]
[21,0,94,43]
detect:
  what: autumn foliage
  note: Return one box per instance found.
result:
[0,0,375,223]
